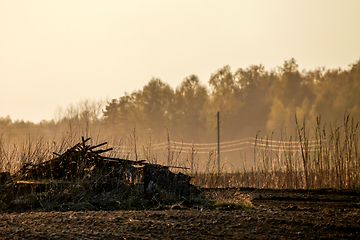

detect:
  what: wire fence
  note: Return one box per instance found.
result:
[109,137,320,156]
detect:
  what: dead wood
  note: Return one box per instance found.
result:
[0,137,200,211]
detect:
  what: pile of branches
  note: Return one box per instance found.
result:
[0,137,202,212]
[12,137,145,186]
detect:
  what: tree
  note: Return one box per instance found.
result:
[279,58,303,106]
[135,78,175,138]
[234,65,275,136]
[207,65,244,140]
[103,92,139,133]
[173,75,208,141]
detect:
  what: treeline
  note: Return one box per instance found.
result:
[1,58,360,143]
[102,58,360,142]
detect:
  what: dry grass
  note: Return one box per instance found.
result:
[1,113,359,191]
[192,113,360,189]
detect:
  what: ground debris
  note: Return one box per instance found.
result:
[0,137,201,212]
[12,137,145,182]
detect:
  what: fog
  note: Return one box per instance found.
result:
[1,59,359,171]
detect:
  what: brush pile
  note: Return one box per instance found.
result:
[13,137,144,183]
[0,137,202,212]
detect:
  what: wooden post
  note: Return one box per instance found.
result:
[217,111,220,174]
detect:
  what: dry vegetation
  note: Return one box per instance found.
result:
[1,113,359,191]
[0,114,359,239]
[192,114,360,189]
[0,136,213,212]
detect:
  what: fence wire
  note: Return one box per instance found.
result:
[109,137,320,155]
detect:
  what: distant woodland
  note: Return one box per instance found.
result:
[1,58,360,143]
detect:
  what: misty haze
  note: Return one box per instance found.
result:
[1,58,359,177]
[0,1,360,238]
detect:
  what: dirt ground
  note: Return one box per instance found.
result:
[0,188,359,239]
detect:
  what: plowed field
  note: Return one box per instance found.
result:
[1,188,359,239]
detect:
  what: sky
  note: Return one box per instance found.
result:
[1,0,360,123]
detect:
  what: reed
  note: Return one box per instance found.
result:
[1,112,359,190]
[191,113,360,190]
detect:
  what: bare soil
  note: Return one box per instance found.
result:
[0,188,359,239]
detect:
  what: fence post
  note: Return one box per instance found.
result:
[217,111,220,174]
